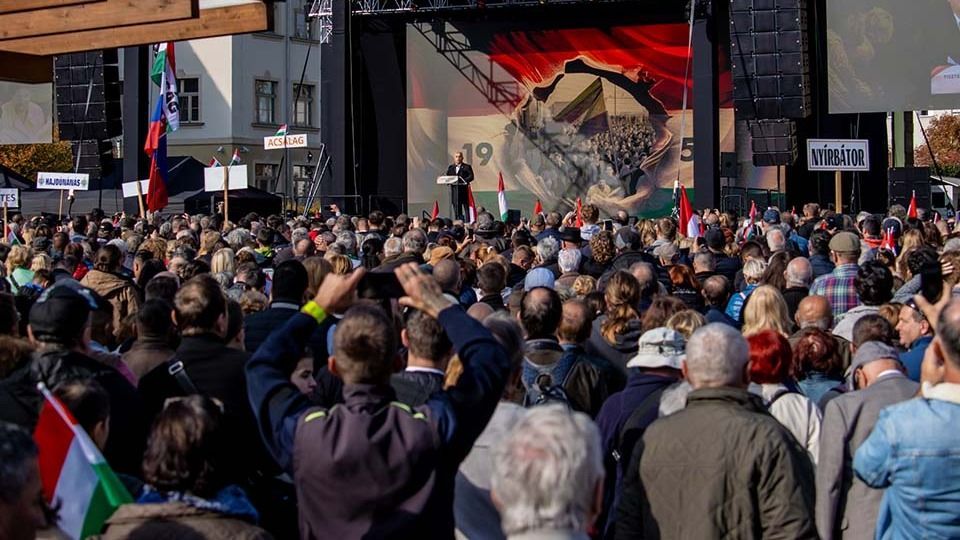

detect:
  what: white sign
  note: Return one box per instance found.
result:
[204,165,248,192]
[807,139,870,172]
[121,179,150,198]
[0,188,19,208]
[263,133,309,149]
[37,172,90,190]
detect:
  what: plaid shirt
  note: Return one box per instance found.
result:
[808,263,860,319]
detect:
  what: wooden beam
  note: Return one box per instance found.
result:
[0,0,102,15]
[0,0,198,41]
[0,2,268,56]
[0,52,51,83]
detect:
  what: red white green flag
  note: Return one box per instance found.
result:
[34,383,132,539]
[275,124,289,137]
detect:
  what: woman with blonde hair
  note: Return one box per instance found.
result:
[210,248,236,277]
[571,275,596,297]
[5,245,33,293]
[326,253,353,276]
[725,257,767,322]
[30,253,52,273]
[585,270,642,372]
[665,309,707,339]
[742,285,792,336]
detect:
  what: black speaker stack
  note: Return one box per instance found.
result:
[730,0,810,166]
[54,50,122,181]
[888,167,931,209]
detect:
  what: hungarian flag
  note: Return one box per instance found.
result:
[533,199,543,216]
[881,227,898,255]
[275,124,289,137]
[34,383,132,539]
[150,43,179,132]
[430,200,439,221]
[208,156,222,168]
[677,183,698,238]
[466,184,478,223]
[230,148,242,166]
[497,172,509,222]
[575,197,583,227]
[748,200,758,228]
[908,190,918,219]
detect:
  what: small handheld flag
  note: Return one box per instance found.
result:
[430,200,440,221]
[275,124,289,137]
[907,190,918,219]
[208,156,222,168]
[230,148,242,166]
[497,172,509,222]
[677,183,696,237]
[533,199,543,216]
[467,184,478,223]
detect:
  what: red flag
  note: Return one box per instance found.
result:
[819,220,828,231]
[575,197,583,227]
[907,191,918,219]
[430,200,439,221]
[678,184,694,236]
[748,200,757,228]
[533,199,543,216]
[466,184,478,223]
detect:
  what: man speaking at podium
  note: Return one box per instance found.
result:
[445,152,474,220]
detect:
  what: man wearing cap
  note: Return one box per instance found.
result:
[809,231,862,319]
[0,284,147,476]
[816,341,918,540]
[896,299,934,381]
[594,328,684,537]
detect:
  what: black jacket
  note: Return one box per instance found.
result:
[243,299,302,354]
[138,334,274,485]
[390,369,446,407]
[585,317,643,374]
[0,347,147,476]
[445,163,474,184]
[478,293,507,312]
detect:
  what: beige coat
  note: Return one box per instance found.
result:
[80,269,140,344]
[99,502,273,540]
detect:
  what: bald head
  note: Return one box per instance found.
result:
[432,259,461,293]
[785,257,813,288]
[467,301,495,321]
[796,295,833,330]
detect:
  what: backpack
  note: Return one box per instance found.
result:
[521,351,578,408]
[765,387,797,410]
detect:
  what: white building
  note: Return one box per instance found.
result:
[163,0,323,202]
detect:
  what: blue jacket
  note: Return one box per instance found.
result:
[704,307,741,329]
[245,306,510,539]
[854,390,960,540]
[900,335,933,382]
[810,254,835,279]
[725,283,757,322]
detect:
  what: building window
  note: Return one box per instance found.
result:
[293,84,314,127]
[178,77,200,123]
[254,162,278,191]
[293,0,317,40]
[293,164,316,197]
[255,80,277,125]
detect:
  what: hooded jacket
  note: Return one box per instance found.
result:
[585,316,642,374]
[80,268,140,344]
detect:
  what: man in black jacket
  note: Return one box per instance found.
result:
[391,309,453,406]
[244,260,309,353]
[446,152,474,220]
[0,284,146,476]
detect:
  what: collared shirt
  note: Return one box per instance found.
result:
[809,263,861,319]
[404,366,446,377]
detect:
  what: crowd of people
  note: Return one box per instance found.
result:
[1,199,960,539]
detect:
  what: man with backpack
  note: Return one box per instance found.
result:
[594,327,684,538]
[519,286,611,415]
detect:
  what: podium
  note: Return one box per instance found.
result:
[437,175,466,220]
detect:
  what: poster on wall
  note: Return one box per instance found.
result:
[406,21,736,217]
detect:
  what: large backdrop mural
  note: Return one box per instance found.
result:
[406,21,735,217]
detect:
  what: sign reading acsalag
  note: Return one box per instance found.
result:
[37,172,90,190]
[806,139,870,171]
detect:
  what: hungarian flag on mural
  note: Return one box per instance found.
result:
[553,77,609,136]
[466,184,478,223]
[908,190,918,219]
[497,172,509,222]
[275,124,289,137]
[34,383,132,539]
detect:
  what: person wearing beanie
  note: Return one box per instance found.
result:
[0,284,147,476]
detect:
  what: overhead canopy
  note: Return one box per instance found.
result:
[0,0,103,14]
[0,163,33,190]
[0,0,271,56]
[0,0,198,41]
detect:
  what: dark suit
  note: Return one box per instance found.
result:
[815,373,919,540]
[445,162,474,220]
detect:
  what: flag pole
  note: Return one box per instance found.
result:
[134,179,146,218]
[2,201,7,246]
[222,162,230,231]
[57,189,64,220]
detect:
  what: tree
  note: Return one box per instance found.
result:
[0,133,73,182]
[915,114,960,177]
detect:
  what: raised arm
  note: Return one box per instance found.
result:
[245,269,365,471]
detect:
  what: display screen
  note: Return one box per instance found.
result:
[406,21,735,217]
[828,0,960,113]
